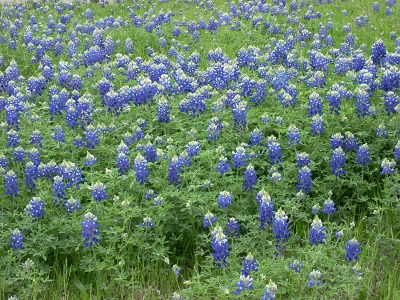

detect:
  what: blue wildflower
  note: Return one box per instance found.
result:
[203,211,217,228]
[330,147,346,177]
[211,224,229,268]
[241,253,258,276]
[289,260,303,273]
[217,191,233,208]
[243,164,257,191]
[25,197,46,219]
[91,181,107,202]
[81,212,100,247]
[4,170,19,197]
[287,124,300,145]
[307,269,322,288]
[64,196,82,213]
[10,229,24,251]
[356,144,371,166]
[225,218,240,237]
[140,216,155,228]
[322,198,336,215]
[380,158,396,175]
[345,238,362,262]
[309,216,326,245]
[233,275,253,295]
[261,280,277,300]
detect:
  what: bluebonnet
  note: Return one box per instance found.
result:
[232,146,247,169]
[64,196,81,213]
[10,229,24,251]
[232,101,248,131]
[297,166,312,194]
[124,38,134,55]
[379,67,400,92]
[225,218,240,237]
[258,192,275,229]
[157,97,170,123]
[249,128,263,146]
[307,269,322,288]
[296,152,311,167]
[233,275,253,295]
[84,125,99,149]
[261,112,270,125]
[310,114,325,135]
[117,141,130,156]
[269,166,282,182]
[312,203,321,215]
[134,126,145,141]
[168,156,183,187]
[5,104,20,129]
[380,158,396,175]
[383,92,399,115]
[371,39,386,66]
[289,260,303,273]
[186,141,201,157]
[273,208,290,253]
[153,195,164,207]
[123,132,135,147]
[394,141,400,161]
[4,170,19,197]
[268,141,283,165]
[84,152,97,167]
[140,216,155,228]
[172,264,181,277]
[28,148,41,166]
[202,179,213,190]
[386,7,392,16]
[134,153,149,185]
[211,224,230,267]
[144,142,158,163]
[308,92,323,117]
[309,216,326,245]
[376,124,388,137]
[91,181,108,202]
[203,211,217,228]
[74,136,85,148]
[30,129,43,148]
[24,161,37,192]
[241,253,258,276]
[345,132,358,152]
[373,2,380,11]
[208,117,223,138]
[243,164,257,191]
[355,84,371,118]
[330,133,344,150]
[287,124,300,145]
[81,212,100,247]
[0,154,8,170]
[345,238,362,262]
[330,147,346,177]
[52,175,66,205]
[116,153,130,175]
[217,191,233,208]
[7,129,20,148]
[52,125,66,143]
[25,197,46,219]
[335,230,344,240]
[261,280,277,300]
[356,144,371,166]
[144,189,155,200]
